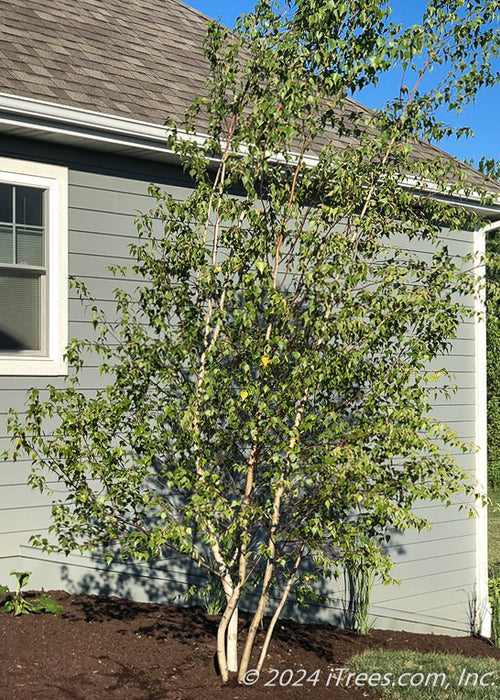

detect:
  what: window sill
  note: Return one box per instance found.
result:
[0,355,68,376]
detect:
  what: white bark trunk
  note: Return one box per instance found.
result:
[219,580,239,680]
[226,606,238,672]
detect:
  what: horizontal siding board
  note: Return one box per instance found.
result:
[0,484,57,509]
[0,395,24,414]
[317,571,475,623]
[69,251,132,276]
[439,226,475,244]
[371,585,476,624]
[428,355,475,373]
[434,373,476,389]
[384,549,475,581]
[429,403,475,422]
[435,389,476,405]
[385,533,476,560]
[425,418,475,435]
[411,492,475,510]
[20,544,202,580]
[409,506,476,528]
[294,597,470,634]
[0,531,36,555]
[368,598,473,631]
[0,379,67,399]
[1,556,196,606]
[0,461,33,486]
[70,185,156,214]
[440,338,475,355]
[0,390,58,413]
[417,598,476,619]
[66,320,122,341]
[69,208,138,237]
[387,232,474,258]
[372,567,476,605]
[370,590,474,625]
[68,170,194,199]
[68,274,147,294]
[386,517,476,547]
[69,230,136,258]
[0,389,109,415]
[69,297,121,322]
[0,505,52,532]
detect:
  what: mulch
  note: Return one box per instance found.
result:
[0,590,499,699]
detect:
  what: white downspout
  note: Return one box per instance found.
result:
[474,219,500,638]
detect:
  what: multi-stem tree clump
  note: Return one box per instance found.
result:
[7,0,500,683]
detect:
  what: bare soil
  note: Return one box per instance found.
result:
[1,590,499,699]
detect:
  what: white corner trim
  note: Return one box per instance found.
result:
[474,223,491,637]
[0,157,68,376]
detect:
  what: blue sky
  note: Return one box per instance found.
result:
[188,0,500,168]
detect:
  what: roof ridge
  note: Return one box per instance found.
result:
[172,0,225,26]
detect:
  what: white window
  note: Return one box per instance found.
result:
[0,158,68,375]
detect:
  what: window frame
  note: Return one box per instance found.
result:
[0,158,68,375]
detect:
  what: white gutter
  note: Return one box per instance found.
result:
[400,174,500,211]
[0,92,203,148]
[0,92,318,169]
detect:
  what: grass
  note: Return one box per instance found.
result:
[489,489,500,574]
[336,484,500,697]
[350,650,500,699]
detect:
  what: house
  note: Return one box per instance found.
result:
[0,0,499,637]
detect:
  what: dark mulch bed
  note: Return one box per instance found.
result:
[1,591,499,699]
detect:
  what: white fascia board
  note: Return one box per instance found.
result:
[400,174,500,213]
[0,93,320,169]
[0,92,197,147]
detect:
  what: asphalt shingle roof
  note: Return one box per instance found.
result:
[0,0,213,124]
[0,0,498,195]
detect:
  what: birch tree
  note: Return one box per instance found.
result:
[6,0,500,684]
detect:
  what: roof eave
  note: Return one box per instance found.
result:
[0,91,195,165]
[0,92,499,219]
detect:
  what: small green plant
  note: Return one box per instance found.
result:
[350,565,376,635]
[0,571,63,616]
[199,572,226,616]
[344,541,378,635]
[185,570,227,616]
[489,570,500,647]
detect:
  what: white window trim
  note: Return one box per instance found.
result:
[0,157,68,375]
